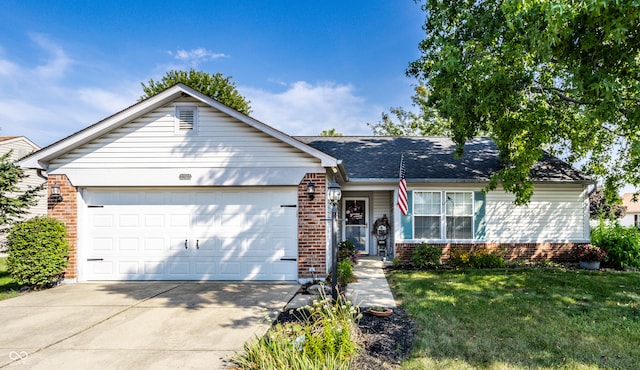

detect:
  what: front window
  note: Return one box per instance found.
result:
[445,192,473,239]
[413,191,474,240]
[414,192,442,239]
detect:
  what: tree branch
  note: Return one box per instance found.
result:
[534,81,594,105]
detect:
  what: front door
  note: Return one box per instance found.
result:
[343,198,369,254]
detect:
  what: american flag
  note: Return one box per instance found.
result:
[397,153,408,216]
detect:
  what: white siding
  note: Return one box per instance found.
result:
[48,98,322,186]
[485,185,588,242]
[0,138,47,219]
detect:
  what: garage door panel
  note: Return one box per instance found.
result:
[140,238,162,251]
[93,238,114,251]
[82,187,298,281]
[144,214,165,227]
[93,214,114,227]
[119,238,139,251]
[194,261,216,275]
[118,261,139,275]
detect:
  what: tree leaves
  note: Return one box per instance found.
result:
[409,0,640,204]
[0,151,44,231]
[140,69,252,115]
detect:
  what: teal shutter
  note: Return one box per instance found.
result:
[400,190,413,240]
[474,191,486,240]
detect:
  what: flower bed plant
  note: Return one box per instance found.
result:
[573,243,608,263]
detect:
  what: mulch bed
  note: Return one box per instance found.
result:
[275,305,415,369]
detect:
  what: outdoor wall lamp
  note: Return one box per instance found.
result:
[306,181,315,200]
[50,183,63,203]
[327,181,342,205]
[327,180,342,300]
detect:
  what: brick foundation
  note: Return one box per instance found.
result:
[297,173,327,279]
[47,175,77,279]
[395,242,578,263]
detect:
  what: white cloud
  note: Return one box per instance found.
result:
[242,81,380,136]
[167,48,228,68]
[30,33,73,79]
[0,35,136,147]
[0,36,379,149]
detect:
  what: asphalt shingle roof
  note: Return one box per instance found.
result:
[295,136,591,183]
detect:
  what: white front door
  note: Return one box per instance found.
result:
[342,198,369,254]
[80,187,298,281]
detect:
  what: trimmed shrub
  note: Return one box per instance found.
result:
[450,249,505,269]
[7,216,69,288]
[591,222,640,269]
[411,243,442,269]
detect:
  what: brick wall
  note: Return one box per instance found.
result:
[395,242,577,263]
[297,173,327,279]
[47,175,77,279]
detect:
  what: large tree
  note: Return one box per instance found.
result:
[0,151,43,232]
[140,69,252,115]
[408,0,640,204]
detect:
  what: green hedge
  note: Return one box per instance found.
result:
[7,216,69,288]
[449,249,505,269]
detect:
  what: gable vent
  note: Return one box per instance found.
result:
[178,109,194,130]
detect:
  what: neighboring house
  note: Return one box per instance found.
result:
[620,192,640,229]
[0,136,47,249]
[18,84,592,283]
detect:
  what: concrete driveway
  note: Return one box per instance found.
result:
[0,282,298,369]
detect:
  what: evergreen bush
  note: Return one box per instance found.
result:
[7,216,69,288]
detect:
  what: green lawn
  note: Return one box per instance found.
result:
[388,268,640,369]
[0,256,21,301]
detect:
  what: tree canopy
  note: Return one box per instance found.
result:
[408,0,640,204]
[368,85,451,136]
[140,69,251,115]
[319,129,343,136]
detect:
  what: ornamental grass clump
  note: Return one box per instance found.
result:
[234,287,362,369]
[573,243,608,263]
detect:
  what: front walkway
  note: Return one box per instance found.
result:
[347,256,397,308]
[285,256,397,310]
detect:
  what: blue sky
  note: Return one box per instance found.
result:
[0,1,426,148]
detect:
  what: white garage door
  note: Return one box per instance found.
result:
[80,188,298,281]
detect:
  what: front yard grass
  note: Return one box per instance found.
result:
[0,256,21,301]
[388,268,640,369]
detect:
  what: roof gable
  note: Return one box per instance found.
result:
[19,84,339,170]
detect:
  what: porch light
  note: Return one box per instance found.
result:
[327,181,342,204]
[50,183,63,203]
[327,180,342,300]
[306,181,315,200]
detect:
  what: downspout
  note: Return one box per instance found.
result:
[36,169,48,180]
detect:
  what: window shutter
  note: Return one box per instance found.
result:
[400,190,413,240]
[474,191,486,240]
